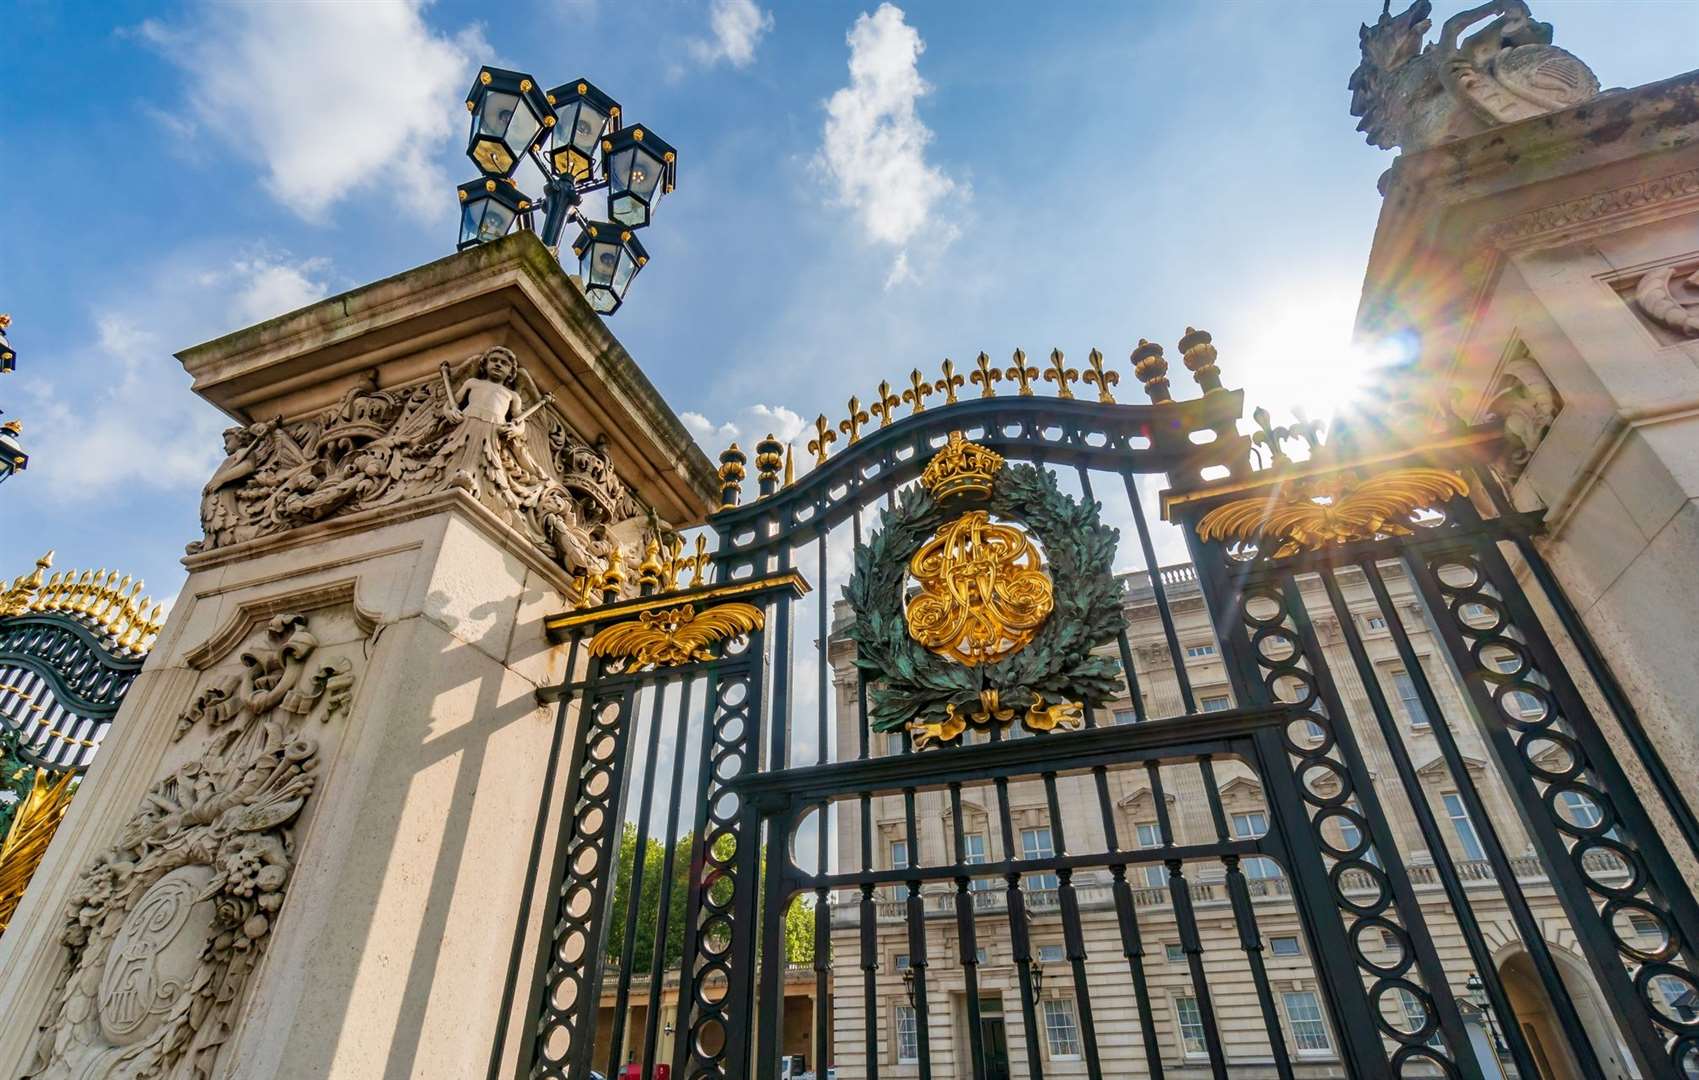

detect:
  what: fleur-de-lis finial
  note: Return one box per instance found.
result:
[870,380,902,427]
[688,534,711,587]
[600,548,628,602]
[662,532,687,590]
[935,358,964,405]
[839,397,870,444]
[1082,348,1118,403]
[1288,407,1325,455]
[1005,349,1039,396]
[970,352,1001,398]
[638,535,665,594]
[903,368,933,414]
[1250,406,1291,468]
[567,573,596,608]
[809,414,837,463]
[1043,348,1079,399]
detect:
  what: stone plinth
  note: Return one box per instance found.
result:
[0,233,717,1079]
[1356,71,1699,807]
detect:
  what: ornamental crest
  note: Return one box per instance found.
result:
[25,612,356,1080]
[844,432,1123,746]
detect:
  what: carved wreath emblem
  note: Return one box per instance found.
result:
[844,437,1123,746]
[25,612,356,1080]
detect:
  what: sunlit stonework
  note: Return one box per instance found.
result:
[904,510,1054,666]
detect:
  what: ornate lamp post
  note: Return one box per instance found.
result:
[0,316,26,486]
[1465,973,1507,1059]
[455,66,678,315]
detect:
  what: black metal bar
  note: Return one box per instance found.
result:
[1198,755,1295,1080]
[859,879,880,1080]
[604,681,669,1078]
[1276,568,1484,1079]
[900,786,932,1077]
[994,774,1046,1080]
[487,632,580,1080]
[1121,471,1196,714]
[1360,559,1557,1080]
[639,675,695,1074]
[767,546,795,772]
[950,782,990,1080]
[1042,772,1104,1080]
[1149,760,1228,1079]
[1092,765,1165,1078]
[1405,539,1695,1074]
[755,800,794,1080]
[813,522,832,1080]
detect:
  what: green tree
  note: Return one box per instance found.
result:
[0,729,43,841]
[783,895,817,967]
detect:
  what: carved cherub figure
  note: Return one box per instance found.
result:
[429,347,556,507]
[194,419,281,550]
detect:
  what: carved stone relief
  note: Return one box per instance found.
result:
[24,612,356,1080]
[1616,261,1699,345]
[191,346,646,583]
[1479,343,1562,482]
[1349,0,1599,155]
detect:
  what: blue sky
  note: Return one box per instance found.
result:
[2,0,1695,607]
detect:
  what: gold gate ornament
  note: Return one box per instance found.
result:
[905,510,1053,665]
[587,602,764,668]
[1196,467,1470,557]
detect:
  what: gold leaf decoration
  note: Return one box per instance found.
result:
[588,602,764,668]
[905,510,1054,666]
[0,769,78,932]
[1197,467,1470,558]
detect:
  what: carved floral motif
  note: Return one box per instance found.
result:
[24,612,356,1080]
[191,347,642,580]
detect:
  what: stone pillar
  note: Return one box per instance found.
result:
[1353,57,1699,807]
[0,233,717,1079]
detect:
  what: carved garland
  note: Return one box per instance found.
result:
[25,612,356,1080]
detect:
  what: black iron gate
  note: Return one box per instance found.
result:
[507,345,1699,1079]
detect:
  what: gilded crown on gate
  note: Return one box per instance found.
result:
[921,431,1004,501]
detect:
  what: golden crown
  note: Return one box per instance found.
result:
[921,431,1004,500]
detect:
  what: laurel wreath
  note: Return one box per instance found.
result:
[844,463,1125,736]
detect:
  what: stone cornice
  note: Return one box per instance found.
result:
[1477,165,1699,251]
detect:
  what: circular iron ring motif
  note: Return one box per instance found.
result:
[904,510,1054,665]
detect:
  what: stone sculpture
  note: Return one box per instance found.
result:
[24,612,356,1080]
[1482,347,1562,479]
[1349,0,1599,154]
[187,347,644,582]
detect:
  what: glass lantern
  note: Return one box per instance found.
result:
[546,79,620,183]
[0,416,26,484]
[0,314,13,375]
[457,178,530,250]
[602,126,676,229]
[463,66,555,178]
[572,222,648,314]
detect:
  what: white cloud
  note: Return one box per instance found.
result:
[681,403,804,457]
[818,4,961,285]
[137,2,486,222]
[689,0,774,68]
[14,250,336,501]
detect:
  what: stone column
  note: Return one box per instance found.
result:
[1354,60,1699,808]
[0,233,717,1079]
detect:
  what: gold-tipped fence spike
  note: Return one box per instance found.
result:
[935,358,964,405]
[838,397,868,444]
[970,352,1000,398]
[808,414,837,464]
[903,369,932,415]
[783,443,794,487]
[1083,348,1118,403]
[1043,348,1079,399]
[1,553,163,652]
[870,380,901,427]
[1006,349,1038,396]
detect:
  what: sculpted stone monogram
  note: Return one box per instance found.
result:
[192,346,643,580]
[25,612,356,1080]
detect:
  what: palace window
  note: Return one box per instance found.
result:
[885,731,907,757]
[1201,694,1231,713]
[1043,998,1083,1060]
[1174,995,1207,1056]
[1164,943,1185,963]
[1560,790,1605,829]
[1232,812,1281,880]
[1335,817,1381,866]
[1136,822,1167,887]
[1390,669,1429,728]
[962,832,996,890]
[890,839,909,870]
[974,947,990,965]
[1270,935,1302,957]
[1021,827,1058,891]
[1364,615,1387,631]
[1442,793,1486,861]
[1037,943,1065,963]
[1114,707,1138,725]
[1186,643,1218,658]
[1283,990,1332,1053]
[894,952,910,970]
[1487,652,1546,719]
[895,1004,919,1064]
